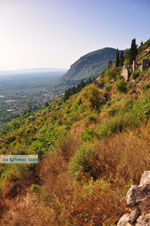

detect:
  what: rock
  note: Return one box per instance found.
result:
[118,172,150,225]
[140,171,150,186]
[126,184,150,207]
[129,208,140,224]
[136,213,150,225]
[117,214,132,226]
[126,185,138,207]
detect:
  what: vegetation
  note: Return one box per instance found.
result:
[63,47,123,81]
[129,38,138,63]
[64,78,92,102]
[116,48,120,67]
[120,50,124,66]
[0,38,150,225]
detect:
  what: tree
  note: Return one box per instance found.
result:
[129,38,138,64]
[140,41,143,46]
[88,77,92,84]
[115,49,120,67]
[45,102,49,107]
[120,51,124,66]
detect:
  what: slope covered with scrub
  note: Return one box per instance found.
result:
[0,39,150,225]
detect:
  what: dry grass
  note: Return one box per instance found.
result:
[1,124,150,225]
[87,126,150,186]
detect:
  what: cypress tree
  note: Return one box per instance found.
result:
[129,38,138,64]
[120,51,124,66]
[115,49,120,67]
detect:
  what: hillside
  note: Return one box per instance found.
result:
[0,39,150,225]
[63,47,122,81]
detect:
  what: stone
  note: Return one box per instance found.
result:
[140,171,150,186]
[117,214,132,226]
[136,213,150,226]
[126,184,150,207]
[121,66,130,82]
[126,185,138,207]
[129,208,140,224]
[118,172,150,225]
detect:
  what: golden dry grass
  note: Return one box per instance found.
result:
[1,124,150,225]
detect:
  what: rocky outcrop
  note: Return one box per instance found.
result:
[117,171,150,226]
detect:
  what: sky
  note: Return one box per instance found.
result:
[0,0,149,71]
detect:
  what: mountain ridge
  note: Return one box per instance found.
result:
[63,47,124,81]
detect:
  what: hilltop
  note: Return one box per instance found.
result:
[0,39,150,225]
[63,47,124,81]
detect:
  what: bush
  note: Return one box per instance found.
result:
[85,114,97,124]
[103,83,111,92]
[87,85,103,111]
[81,128,96,141]
[69,144,95,178]
[127,83,136,89]
[132,70,140,80]
[115,79,127,93]
[104,68,117,81]
[30,184,40,194]
[96,117,125,138]
[140,82,150,91]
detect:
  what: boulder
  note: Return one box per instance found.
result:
[129,208,140,224]
[140,171,150,186]
[126,184,150,207]
[117,214,132,226]
[118,171,150,225]
[136,213,150,226]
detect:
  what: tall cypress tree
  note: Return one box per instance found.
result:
[116,49,120,67]
[120,51,124,66]
[129,38,138,64]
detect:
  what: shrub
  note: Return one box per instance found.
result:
[87,85,103,111]
[81,128,96,141]
[104,68,117,81]
[85,114,97,124]
[69,144,95,178]
[140,82,150,91]
[103,83,111,92]
[115,79,127,93]
[127,83,136,89]
[132,70,140,80]
[96,117,125,138]
[30,184,40,194]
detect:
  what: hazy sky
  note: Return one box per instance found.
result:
[0,0,149,70]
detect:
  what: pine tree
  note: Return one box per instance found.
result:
[120,51,124,66]
[115,49,120,67]
[129,38,138,64]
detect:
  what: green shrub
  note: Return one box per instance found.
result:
[108,106,119,116]
[30,184,40,194]
[81,128,96,141]
[127,83,136,89]
[103,83,111,92]
[88,85,103,111]
[132,71,140,80]
[115,79,127,93]
[96,117,125,138]
[104,68,117,82]
[140,82,150,91]
[85,114,97,123]
[69,144,95,178]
